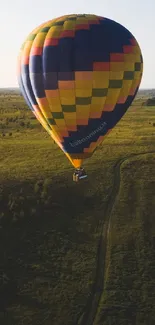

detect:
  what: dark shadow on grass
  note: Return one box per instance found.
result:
[0,171,103,321]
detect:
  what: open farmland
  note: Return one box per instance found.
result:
[0,90,155,325]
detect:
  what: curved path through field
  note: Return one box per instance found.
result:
[77,151,155,325]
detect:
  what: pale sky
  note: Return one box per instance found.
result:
[0,0,154,88]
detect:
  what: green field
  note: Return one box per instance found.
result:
[0,91,155,325]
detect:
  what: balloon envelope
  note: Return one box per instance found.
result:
[18,14,143,168]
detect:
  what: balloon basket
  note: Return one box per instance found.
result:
[73,168,88,182]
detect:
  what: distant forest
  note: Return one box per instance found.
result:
[145,97,155,106]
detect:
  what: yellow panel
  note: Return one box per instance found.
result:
[49,104,62,112]
[47,26,63,37]
[59,89,75,97]
[65,119,76,126]
[47,97,61,106]
[90,103,105,113]
[50,125,63,142]
[132,46,140,54]
[63,112,76,120]
[109,71,124,79]
[59,89,75,105]
[124,54,136,63]
[33,33,46,46]
[37,98,52,118]
[93,71,109,88]
[63,20,76,30]
[93,71,109,80]
[124,62,135,71]
[134,71,142,80]
[23,41,33,56]
[76,105,90,117]
[133,55,141,62]
[91,97,106,105]
[55,119,66,126]
[61,97,75,105]
[75,80,92,89]
[130,79,139,91]
[110,62,124,71]
[118,80,133,97]
[76,18,88,24]
[105,89,121,105]
[52,124,61,135]
[54,120,69,135]
[76,88,92,97]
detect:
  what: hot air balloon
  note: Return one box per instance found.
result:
[17,14,143,181]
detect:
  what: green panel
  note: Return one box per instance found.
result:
[123,71,135,80]
[52,112,64,119]
[66,17,77,21]
[27,34,36,41]
[109,80,123,88]
[40,27,51,32]
[76,97,91,105]
[52,21,65,26]
[62,105,76,112]
[92,88,108,97]
[135,62,141,71]
[47,118,56,125]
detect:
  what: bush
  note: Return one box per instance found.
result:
[20,121,25,127]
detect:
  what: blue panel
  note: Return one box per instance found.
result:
[102,93,137,129]
[30,73,45,98]
[58,37,74,72]
[93,19,131,54]
[74,30,93,71]
[74,30,91,52]
[43,46,59,73]
[62,117,108,154]
[74,51,93,70]
[21,64,29,75]
[58,71,74,80]
[18,74,35,111]
[20,72,37,106]
[29,55,42,73]
[43,72,58,90]
[90,25,110,62]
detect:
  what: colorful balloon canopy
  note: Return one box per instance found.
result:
[18,14,143,168]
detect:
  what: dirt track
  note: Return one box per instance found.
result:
[77,151,155,325]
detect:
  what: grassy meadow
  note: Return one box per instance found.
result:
[0,90,155,325]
